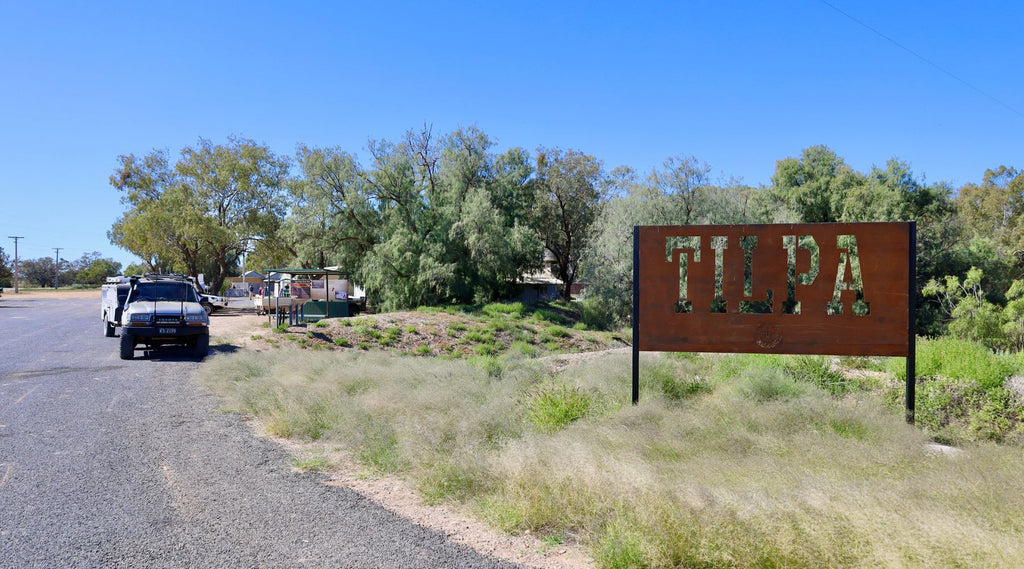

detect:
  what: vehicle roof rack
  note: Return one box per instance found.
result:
[129,273,196,284]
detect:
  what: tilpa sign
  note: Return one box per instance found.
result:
[631,222,916,422]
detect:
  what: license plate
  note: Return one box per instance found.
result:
[159,328,176,334]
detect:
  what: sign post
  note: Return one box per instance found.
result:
[632,222,916,421]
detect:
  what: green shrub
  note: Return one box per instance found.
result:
[577,296,617,331]
[786,356,850,396]
[524,384,592,432]
[533,309,558,323]
[470,356,504,378]
[645,361,710,401]
[334,337,350,348]
[544,325,571,338]
[889,337,1015,390]
[482,302,525,318]
[510,341,540,358]
[469,342,495,356]
[414,344,432,356]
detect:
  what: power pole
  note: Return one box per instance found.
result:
[53,247,62,289]
[8,236,23,293]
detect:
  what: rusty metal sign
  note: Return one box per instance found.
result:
[631,222,916,419]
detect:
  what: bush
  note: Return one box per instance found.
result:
[786,356,850,396]
[576,296,618,331]
[482,302,526,318]
[524,383,592,432]
[890,337,1015,390]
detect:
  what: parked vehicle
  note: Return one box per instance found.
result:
[199,292,229,314]
[100,276,131,337]
[116,274,210,360]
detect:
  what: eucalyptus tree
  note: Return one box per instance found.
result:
[533,147,605,300]
[109,137,290,293]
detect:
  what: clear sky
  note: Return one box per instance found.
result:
[2,1,1022,270]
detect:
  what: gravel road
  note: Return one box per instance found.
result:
[0,295,522,568]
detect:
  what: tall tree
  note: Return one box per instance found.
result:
[0,247,11,288]
[533,147,605,300]
[110,137,290,293]
[583,158,769,322]
[286,145,378,270]
[770,145,864,222]
[955,166,1024,256]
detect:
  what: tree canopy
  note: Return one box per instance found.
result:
[102,130,1018,336]
[109,136,290,293]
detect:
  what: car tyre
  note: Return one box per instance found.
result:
[194,333,209,358]
[104,315,115,337]
[119,334,135,360]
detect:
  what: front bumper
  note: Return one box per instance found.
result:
[123,325,209,344]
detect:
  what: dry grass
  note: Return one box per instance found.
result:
[199,348,1024,568]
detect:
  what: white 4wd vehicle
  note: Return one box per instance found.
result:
[118,275,210,360]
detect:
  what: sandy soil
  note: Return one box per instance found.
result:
[2,289,594,568]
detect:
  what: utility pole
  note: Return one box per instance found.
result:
[8,236,23,293]
[53,247,62,289]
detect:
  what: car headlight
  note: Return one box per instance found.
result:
[129,313,151,323]
[186,314,206,324]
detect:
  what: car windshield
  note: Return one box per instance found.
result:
[132,283,198,303]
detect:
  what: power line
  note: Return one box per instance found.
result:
[819,0,1024,120]
[8,236,23,293]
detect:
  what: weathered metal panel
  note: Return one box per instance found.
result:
[635,223,912,357]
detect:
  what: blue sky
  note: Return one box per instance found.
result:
[1,1,1022,269]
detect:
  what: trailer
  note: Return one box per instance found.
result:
[100,276,131,337]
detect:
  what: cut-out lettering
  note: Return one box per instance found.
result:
[739,235,772,313]
[666,236,700,313]
[828,235,870,315]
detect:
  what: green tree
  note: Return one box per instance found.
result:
[287,126,543,310]
[75,258,123,285]
[955,167,1024,254]
[19,257,59,287]
[770,145,864,223]
[109,137,290,293]
[439,128,541,303]
[123,262,149,277]
[286,145,378,271]
[533,147,605,300]
[0,247,11,288]
[582,158,770,322]
[953,166,1024,299]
